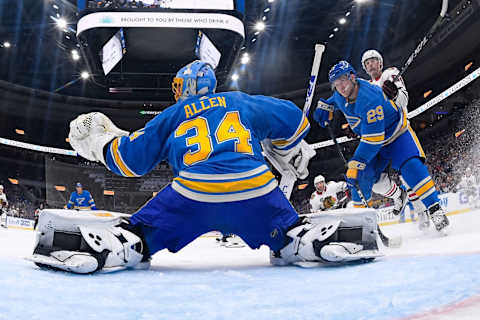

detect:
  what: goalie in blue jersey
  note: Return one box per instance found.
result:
[313,60,449,233]
[31,61,382,273]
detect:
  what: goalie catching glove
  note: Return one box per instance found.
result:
[69,112,129,165]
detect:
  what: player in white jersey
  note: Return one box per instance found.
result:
[309,175,348,212]
[457,167,479,208]
[361,49,409,216]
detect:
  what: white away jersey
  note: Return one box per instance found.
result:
[369,67,409,113]
[310,181,346,212]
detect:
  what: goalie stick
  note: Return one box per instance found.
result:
[395,0,449,80]
[327,124,402,248]
[267,44,325,200]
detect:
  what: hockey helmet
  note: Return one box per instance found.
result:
[314,175,326,193]
[314,175,325,185]
[328,61,356,83]
[172,60,217,102]
[361,49,383,71]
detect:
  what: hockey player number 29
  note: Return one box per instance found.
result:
[367,106,384,124]
[175,111,253,166]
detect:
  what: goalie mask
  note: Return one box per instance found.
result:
[172,60,217,102]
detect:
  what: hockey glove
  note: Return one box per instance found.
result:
[382,80,399,100]
[345,160,366,189]
[69,112,129,165]
[313,99,334,128]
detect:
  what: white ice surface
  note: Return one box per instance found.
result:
[1,210,480,320]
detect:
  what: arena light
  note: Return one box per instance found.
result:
[465,62,473,71]
[355,0,368,3]
[71,49,80,61]
[3,41,11,48]
[297,183,308,190]
[455,129,466,138]
[264,8,270,13]
[329,34,334,39]
[55,185,66,192]
[53,4,59,10]
[8,178,18,185]
[255,21,266,32]
[15,129,25,135]
[345,11,351,17]
[104,190,115,196]
[268,0,275,3]
[339,18,347,25]
[56,18,67,29]
[240,53,250,65]
[333,27,339,32]
[424,90,432,98]
[231,73,239,81]
[80,71,89,79]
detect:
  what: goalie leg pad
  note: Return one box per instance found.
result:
[30,209,148,274]
[319,242,383,262]
[306,208,379,249]
[273,209,383,265]
[270,218,341,266]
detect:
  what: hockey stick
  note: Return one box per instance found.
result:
[326,125,402,248]
[269,44,325,199]
[395,0,449,80]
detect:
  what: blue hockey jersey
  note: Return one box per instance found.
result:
[67,190,97,210]
[325,78,408,164]
[104,91,309,202]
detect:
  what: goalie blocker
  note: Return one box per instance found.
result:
[30,207,382,274]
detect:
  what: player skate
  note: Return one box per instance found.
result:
[427,204,449,232]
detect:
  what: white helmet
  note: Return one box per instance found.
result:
[361,49,383,71]
[314,175,325,185]
[0,185,3,190]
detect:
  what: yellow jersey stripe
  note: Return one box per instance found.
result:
[111,138,137,177]
[361,134,385,142]
[272,116,309,147]
[407,126,426,158]
[415,179,435,197]
[389,100,398,111]
[174,170,275,194]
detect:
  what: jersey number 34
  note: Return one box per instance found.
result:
[174,111,253,166]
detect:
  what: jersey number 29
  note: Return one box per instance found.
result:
[174,111,253,166]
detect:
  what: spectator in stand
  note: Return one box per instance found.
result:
[66,183,97,210]
[0,185,8,210]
